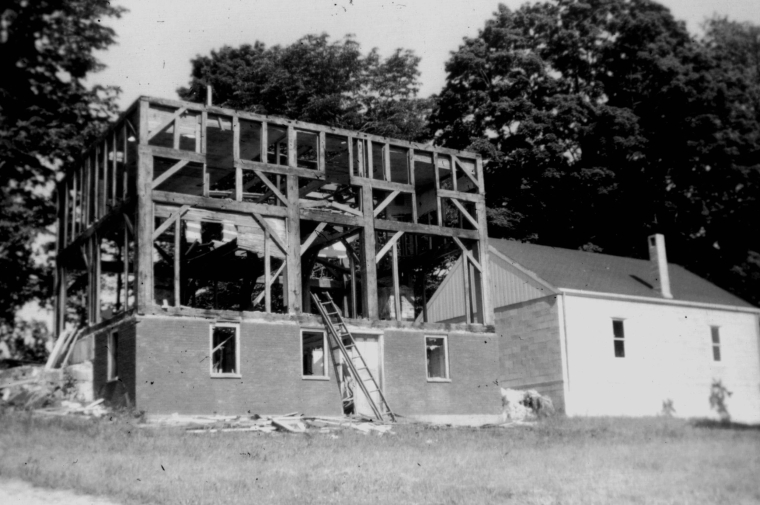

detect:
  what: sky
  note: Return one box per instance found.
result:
[90,0,760,110]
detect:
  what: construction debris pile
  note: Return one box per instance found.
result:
[148,412,396,436]
[500,387,556,422]
[0,361,103,416]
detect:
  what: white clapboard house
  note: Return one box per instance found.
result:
[423,235,760,423]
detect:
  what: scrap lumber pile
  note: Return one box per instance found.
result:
[148,412,395,436]
[1,362,104,416]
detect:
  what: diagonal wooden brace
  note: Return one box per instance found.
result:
[375,231,404,264]
[373,190,400,218]
[152,205,190,240]
[148,107,188,141]
[452,236,482,272]
[449,197,480,229]
[250,212,287,255]
[152,160,190,189]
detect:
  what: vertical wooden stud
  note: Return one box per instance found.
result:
[264,228,271,313]
[383,143,391,182]
[392,241,401,321]
[261,122,268,164]
[318,131,326,172]
[287,125,296,167]
[433,152,443,227]
[174,217,181,307]
[233,116,241,201]
[136,100,154,312]
[285,174,301,314]
[360,185,378,319]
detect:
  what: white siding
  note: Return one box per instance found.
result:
[563,294,760,423]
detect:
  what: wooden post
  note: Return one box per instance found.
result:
[408,148,418,223]
[392,241,401,321]
[475,194,493,325]
[349,250,357,318]
[264,228,271,313]
[366,140,373,179]
[136,99,154,313]
[123,223,130,310]
[261,122,268,164]
[174,217,180,307]
[360,184,378,319]
[462,254,471,324]
[433,152,442,227]
[318,131,326,172]
[93,233,101,323]
[285,172,301,314]
[102,140,108,215]
[111,130,118,204]
[233,116,241,201]
[383,143,391,182]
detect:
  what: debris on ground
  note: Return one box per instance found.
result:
[500,387,555,421]
[145,412,396,436]
[1,361,104,417]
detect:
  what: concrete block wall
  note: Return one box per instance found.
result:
[495,295,565,412]
[384,329,501,416]
[134,316,343,416]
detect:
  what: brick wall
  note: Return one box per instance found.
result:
[134,316,343,416]
[496,295,565,412]
[92,317,137,407]
[384,329,501,416]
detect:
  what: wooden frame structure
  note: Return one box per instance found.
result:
[54,96,493,336]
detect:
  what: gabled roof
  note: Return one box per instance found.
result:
[489,239,755,309]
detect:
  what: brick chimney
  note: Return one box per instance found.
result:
[648,234,672,299]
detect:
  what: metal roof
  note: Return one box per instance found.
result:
[489,239,755,308]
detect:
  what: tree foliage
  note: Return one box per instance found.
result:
[178,34,431,141]
[0,0,124,324]
[430,0,760,305]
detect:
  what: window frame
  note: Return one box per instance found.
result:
[301,329,329,380]
[710,326,721,362]
[107,330,119,382]
[612,319,625,358]
[209,323,241,378]
[425,334,451,382]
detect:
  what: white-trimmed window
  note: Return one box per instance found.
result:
[107,331,119,381]
[613,319,625,358]
[302,330,328,378]
[711,326,721,362]
[426,335,449,381]
[210,323,240,377]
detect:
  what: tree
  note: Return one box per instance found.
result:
[178,34,431,141]
[430,0,760,305]
[0,1,124,325]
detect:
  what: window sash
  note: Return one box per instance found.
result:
[210,324,239,375]
[426,336,449,380]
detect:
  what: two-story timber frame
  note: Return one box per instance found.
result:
[54,96,500,422]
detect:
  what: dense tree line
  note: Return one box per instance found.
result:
[0,0,123,327]
[430,1,760,305]
[2,0,759,357]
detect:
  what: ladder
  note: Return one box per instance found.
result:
[311,292,396,422]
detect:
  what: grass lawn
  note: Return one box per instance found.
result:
[0,410,758,505]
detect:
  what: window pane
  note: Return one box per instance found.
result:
[711,327,720,345]
[614,339,625,358]
[426,337,447,379]
[302,331,326,376]
[613,320,624,338]
[212,326,237,374]
[713,345,721,362]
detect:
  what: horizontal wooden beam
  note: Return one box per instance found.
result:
[349,176,414,193]
[140,96,482,160]
[238,159,327,181]
[437,189,482,203]
[152,191,288,218]
[374,219,479,239]
[145,145,205,164]
[299,209,362,227]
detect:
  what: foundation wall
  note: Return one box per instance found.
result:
[133,316,343,416]
[383,329,501,416]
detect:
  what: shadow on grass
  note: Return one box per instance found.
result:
[691,418,760,431]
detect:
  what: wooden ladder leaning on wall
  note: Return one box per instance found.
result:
[311,292,396,422]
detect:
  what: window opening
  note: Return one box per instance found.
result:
[711,326,721,362]
[107,331,118,381]
[613,319,625,358]
[426,336,449,380]
[302,330,328,377]
[211,324,239,375]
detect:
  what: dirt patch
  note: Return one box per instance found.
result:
[0,479,121,505]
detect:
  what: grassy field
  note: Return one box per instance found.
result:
[0,410,759,505]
